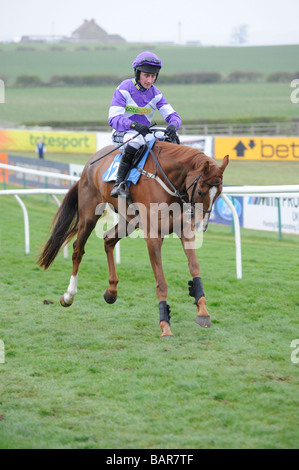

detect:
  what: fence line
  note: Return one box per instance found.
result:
[0,163,78,182]
[0,189,120,265]
[221,185,299,278]
[77,122,299,136]
[223,185,299,196]
[179,122,299,136]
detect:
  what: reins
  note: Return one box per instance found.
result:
[144,140,223,215]
[144,140,188,206]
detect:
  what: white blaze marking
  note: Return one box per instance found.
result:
[203,186,217,230]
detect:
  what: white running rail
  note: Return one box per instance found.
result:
[0,164,120,264]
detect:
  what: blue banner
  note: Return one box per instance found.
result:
[210,195,244,227]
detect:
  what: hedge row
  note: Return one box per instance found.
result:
[267,71,299,82]
[10,70,299,87]
[48,74,124,86]
[14,72,223,86]
[11,45,117,52]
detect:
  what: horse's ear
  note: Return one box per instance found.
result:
[220,155,229,171]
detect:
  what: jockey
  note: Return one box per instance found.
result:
[108,50,182,197]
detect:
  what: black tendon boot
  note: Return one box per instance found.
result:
[110,145,137,198]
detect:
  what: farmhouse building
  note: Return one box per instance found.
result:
[71,19,125,43]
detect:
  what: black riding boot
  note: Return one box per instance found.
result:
[110,144,137,198]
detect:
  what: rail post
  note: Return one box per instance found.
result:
[277,197,282,240]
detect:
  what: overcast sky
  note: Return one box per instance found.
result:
[0,0,298,46]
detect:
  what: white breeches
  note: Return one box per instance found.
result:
[123,131,154,150]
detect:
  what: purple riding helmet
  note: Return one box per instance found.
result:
[132,51,162,83]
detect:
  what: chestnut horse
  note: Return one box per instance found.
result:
[38,139,229,337]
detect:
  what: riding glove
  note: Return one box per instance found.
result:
[165,124,177,140]
[130,121,151,137]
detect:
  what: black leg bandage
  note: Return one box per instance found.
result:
[188,277,205,305]
[159,301,171,325]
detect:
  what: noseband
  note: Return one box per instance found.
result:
[187,171,223,214]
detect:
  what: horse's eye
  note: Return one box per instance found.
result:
[197,190,203,198]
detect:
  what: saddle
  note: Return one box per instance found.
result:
[124,144,147,182]
[102,139,155,185]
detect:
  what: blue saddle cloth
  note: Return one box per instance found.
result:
[103,138,155,185]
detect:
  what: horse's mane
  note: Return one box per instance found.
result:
[156,141,219,172]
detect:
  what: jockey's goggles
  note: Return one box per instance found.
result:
[138,57,161,66]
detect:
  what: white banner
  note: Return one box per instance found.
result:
[243,196,299,235]
[96,132,113,150]
[69,163,84,180]
[180,135,213,158]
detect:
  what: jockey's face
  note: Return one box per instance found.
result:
[139,72,157,89]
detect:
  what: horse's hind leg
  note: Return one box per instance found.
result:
[60,203,104,307]
[60,237,81,307]
[180,230,211,328]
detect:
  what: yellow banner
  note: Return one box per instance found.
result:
[0,129,97,154]
[214,137,299,161]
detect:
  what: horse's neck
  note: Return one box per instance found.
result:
[159,160,188,192]
[160,150,205,190]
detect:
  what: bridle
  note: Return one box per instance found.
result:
[187,171,223,214]
[144,139,223,215]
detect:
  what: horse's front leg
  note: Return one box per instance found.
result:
[103,223,121,304]
[180,228,211,328]
[146,237,173,337]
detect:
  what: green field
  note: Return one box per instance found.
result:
[0,82,296,127]
[0,43,298,127]
[0,188,298,449]
[1,43,299,82]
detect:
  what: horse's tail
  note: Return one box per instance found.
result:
[38,181,79,269]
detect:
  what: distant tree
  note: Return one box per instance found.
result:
[230,24,248,45]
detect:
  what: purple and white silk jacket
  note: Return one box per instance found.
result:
[108,79,182,132]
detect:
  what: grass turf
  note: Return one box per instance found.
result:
[0,194,298,449]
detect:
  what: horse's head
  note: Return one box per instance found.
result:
[186,155,229,232]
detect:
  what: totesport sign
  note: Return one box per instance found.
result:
[0,129,97,154]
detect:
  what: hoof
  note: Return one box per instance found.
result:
[196,316,211,328]
[103,289,117,304]
[60,296,72,308]
[160,321,174,338]
[160,332,174,338]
